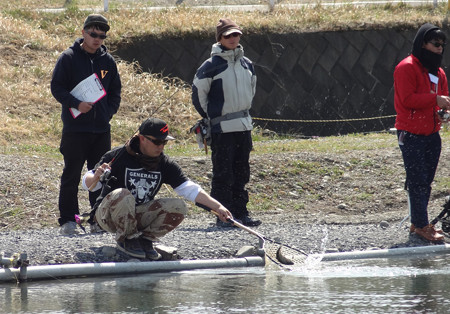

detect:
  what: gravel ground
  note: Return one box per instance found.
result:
[0,211,443,266]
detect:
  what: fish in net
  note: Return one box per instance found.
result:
[262,238,308,268]
[196,203,308,269]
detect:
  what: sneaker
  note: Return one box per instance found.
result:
[410,224,443,235]
[413,225,445,242]
[239,216,262,227]
[116,238,146,259]
[139,238,162,261]
[89,223,104,233]
[60,221,80,235]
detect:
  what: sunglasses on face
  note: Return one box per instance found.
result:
[429,41,446,48]
[87,31,107,40]
[223,33,240,39]
[143,135,168,146]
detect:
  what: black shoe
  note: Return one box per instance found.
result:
[116,238,146,259]
[240,216,262,227]
[139,238,162,261]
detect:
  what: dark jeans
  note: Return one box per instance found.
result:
[210,131,252,219]
[58,132,111,225]
[398,130,441,228]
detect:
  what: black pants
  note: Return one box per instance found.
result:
[58,132,111,225]
[398,130,441,228]
[210,131,252,219]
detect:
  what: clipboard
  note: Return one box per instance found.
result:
[69,73,107,118]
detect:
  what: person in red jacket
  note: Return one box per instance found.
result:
[394,23,450,242]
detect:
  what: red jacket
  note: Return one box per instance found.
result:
[394,54,448,135]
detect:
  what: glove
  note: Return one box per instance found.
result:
[190,118,211,148]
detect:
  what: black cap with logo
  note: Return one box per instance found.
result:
[139,118,175,140]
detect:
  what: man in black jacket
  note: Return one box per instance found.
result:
[51,14,122,235]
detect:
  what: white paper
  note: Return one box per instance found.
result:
[69,107,82,118]
[69,73,106,118]
[429,73,439,85]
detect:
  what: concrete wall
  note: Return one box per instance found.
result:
[114,26,450,136]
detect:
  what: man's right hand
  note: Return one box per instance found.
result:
[87,163,111,191]
[437,95,450,110]
[78,101,94,113]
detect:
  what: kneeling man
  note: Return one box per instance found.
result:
[82,117,232,260]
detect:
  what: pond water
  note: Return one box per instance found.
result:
[1,254,450,313]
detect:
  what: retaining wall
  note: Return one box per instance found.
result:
[114,25,450,136]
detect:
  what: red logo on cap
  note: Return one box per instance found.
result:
[160,124,169,133]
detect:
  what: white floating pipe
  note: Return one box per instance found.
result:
[0,257,264,283]
[2,245,447,282]
[314,244,450,262]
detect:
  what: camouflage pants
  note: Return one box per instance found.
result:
[95,188,188,242]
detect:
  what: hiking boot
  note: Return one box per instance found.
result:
[116,238,146,259]
[60,221,80,235]
[239,216,262,227]
[139,238,162,261]
[410,224,443,235]
[413,225,445,242]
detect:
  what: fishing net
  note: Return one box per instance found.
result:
[263,240,307,269]
[194,203,308,269]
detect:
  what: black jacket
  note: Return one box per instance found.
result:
[51,38,122,134]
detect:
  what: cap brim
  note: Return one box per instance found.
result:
[154,135,175,140]
[222,29,242,36]
[85,22,110,32]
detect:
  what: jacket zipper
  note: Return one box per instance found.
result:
[90,58,97,121]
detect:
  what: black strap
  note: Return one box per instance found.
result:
[210,110,249,126]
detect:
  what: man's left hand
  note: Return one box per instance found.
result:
[215,206,233,223]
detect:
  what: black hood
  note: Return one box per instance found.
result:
[411,23,443,75]
[411,23,440,58]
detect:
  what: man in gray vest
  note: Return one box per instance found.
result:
[192,18,261,227]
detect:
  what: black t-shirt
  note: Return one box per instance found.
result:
[93,146,188,206]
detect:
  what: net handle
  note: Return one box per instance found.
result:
[212,209,266,238]
[196,203,266,240]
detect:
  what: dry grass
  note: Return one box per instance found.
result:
[0,1,449,154]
